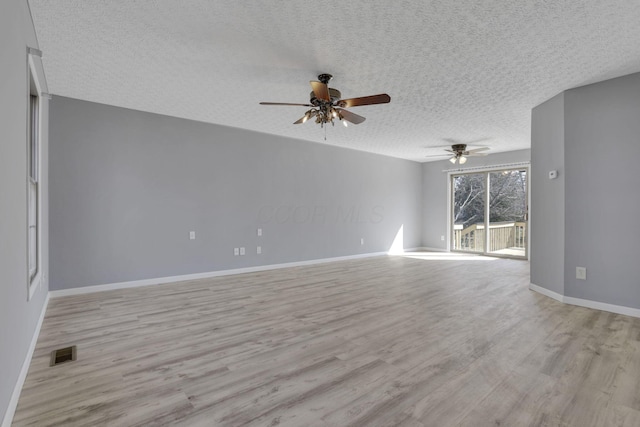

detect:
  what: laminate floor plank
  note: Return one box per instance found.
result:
[12,253,640,426]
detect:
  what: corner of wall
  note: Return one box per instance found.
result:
[530,91,565,296]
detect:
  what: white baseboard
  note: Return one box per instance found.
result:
[529,283,640,318]
[50,252,389,298]
[414,246,448,252]
[2,292,49,427]
[528,283,564,303]
[563,296,640,318]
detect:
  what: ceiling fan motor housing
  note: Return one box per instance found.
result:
[310,88,342,106]
[452,144,467,154]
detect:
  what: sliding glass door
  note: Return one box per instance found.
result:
[451,168,528,259]
[487,170,527,257]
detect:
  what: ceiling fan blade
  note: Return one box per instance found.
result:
[310,81,330,102]
[466,152,488,157]
[423,144,458,149]
[443,149,456,153]
[260,102,313,107]
[337,108,366,124]
[466,147,490,153]
[338,94,391,108]
[424,154,451,158]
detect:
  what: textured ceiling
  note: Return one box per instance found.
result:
[29,0,640,162]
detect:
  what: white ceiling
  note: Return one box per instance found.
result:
[29,0,640,162]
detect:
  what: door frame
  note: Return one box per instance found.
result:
[447,163,530,260]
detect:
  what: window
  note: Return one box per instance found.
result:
[27,54,42,299]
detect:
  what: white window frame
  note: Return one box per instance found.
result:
[27,48,44,300]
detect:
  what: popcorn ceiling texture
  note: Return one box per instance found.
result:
[29,0,640,162]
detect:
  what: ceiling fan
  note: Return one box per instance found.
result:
[426,143,489,164]
[259,73,390,129]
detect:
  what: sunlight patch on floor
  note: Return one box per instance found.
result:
[398,251,499,261]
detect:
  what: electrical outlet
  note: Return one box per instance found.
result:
[576,267,587,280]
[240,247,246,255]
[189,231,196,240]
[441,235,445,241]
[234,248,239,256]
[257,228,262,236]
[257,246,262,254]
[360,238,364,245]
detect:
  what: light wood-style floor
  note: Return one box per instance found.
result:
[13,253,640,426]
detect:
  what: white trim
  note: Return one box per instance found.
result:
[528,283,564,302]
[410,246,448,252]
[27,48,48,94]
[2,293,49,427]
[388,247,446,254]
[50,252,388,297]
[26,55,44,301]
[446,175,452,251]
[26,47,42,57]
[442,161,531,174]
[563,296,640,318]
[27,272,41,301]
[529,283,640,318]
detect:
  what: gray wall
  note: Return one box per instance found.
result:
[530,93,565,294]
[531,71,640,310]
[49,96,423,290]
[0,0,50,423]
[563,73,640,308]
[422,149,531,250]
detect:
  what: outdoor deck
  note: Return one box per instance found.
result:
[453,221,526,257]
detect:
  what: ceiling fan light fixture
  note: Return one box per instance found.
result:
[260,74,389,138]
[449,156,457,164]
[459,156,467,164]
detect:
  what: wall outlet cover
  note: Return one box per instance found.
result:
[576,267,587,280]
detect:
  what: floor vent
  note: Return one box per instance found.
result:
[50,346,77,366]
